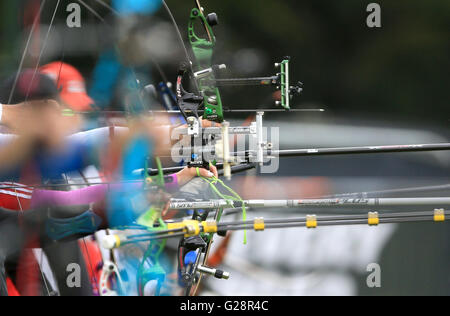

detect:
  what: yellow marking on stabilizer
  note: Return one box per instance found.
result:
[368,212,379,226]
[168,220,201,237]
[202,221,218,233]
[253,218,265,231]
[167,222,185,232]
[306,215,317,229]
[434,209,445,222]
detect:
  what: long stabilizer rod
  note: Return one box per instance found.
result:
[169,197,450,210]
[106,209,450,243]
[165,143,450,162]
[270,143,450,157]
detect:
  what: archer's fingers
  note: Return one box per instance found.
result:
[201,119,222,128]
[197,167,215,178]
[209,164,218,178]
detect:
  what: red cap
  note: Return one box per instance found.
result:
[39,62,94,111]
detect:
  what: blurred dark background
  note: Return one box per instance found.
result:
[1,0,449,125]
[0,0,449,296]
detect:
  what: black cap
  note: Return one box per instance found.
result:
[0,69,60,104]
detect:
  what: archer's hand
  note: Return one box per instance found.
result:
[8,100,75,149]
[201,119,221,128]
[176,164,219,187]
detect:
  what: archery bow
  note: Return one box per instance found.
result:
[188,0,224,122]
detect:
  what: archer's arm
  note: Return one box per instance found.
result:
[0,135,37,173]
[0,103,40,172]
[0,103,23,127]
[0,100,73,174]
